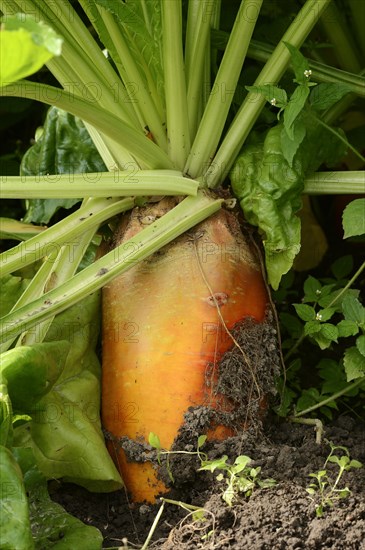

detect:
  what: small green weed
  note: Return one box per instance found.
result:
[275,254,365,420]
[306,440,362,517]
[149,433,276,507]
[198,452,276,507]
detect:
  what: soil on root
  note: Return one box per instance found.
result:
[102,311,280,484]
[51,416,365,549]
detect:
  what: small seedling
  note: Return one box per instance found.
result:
[199,454,276,506]
[148,432,209,483]
[149,432,276,506]
[306,440,363,517]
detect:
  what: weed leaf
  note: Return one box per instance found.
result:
[342,199,365,238]
[283,86,310,139]
[246,85,287,108]
[293,304,316,322]
[280,119,306,166]
[342,294,365,326]
[356,335,365,357]
[337,320,359,338]
[283,42,310,85]
[310,82,352,111]
[148,432,161,450]
[343,346,365,381]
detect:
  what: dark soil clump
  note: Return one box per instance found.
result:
[51,417,365,549]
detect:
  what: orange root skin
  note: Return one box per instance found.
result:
[102,206,268,503]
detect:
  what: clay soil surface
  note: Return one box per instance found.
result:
[52,416,365,549]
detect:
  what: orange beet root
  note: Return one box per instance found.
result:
[102,199,270,502]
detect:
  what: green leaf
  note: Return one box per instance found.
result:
[232,455,251,473]
[234,455,251,467]
[199,456,229,473]
[349,459,363,469]
[12,293,122,492]
[283,86,310,139]
[0,275,29,317]
[280,118,306,167]
[342,294,365,326]
[318,359,348,395]
[148,432,161,450]
[245,85,287,108]
[304,320,322,335]
[0,382,13,447]
[316,505,324,517]
[343,347,365,381]
[342,199,365,238]
[316,307,336,322]
[230,116,346,289]
[310,83,352,111]
[0,218,46,241]
[0,342,70,412]
[21,106,106,224]
[236,477,254,493]
[0,445,34,549]
[12,447,45,492]
[95,0,165,109]
[356,335,365,357]
[293,303,316,322]
[331,255,354,280]
[328,455,345,467]
[274,384,297,417]
[0,14,62,87]
[197,435,207,449]
[316,323,338,348]
[337,320,359,338]
[283,42,311,85]
[258,477,276,489]
[29,484,103,549]
[319,288,359,310]
[303,276,322,302]
[279,312,303,338]
[297,388,321,412]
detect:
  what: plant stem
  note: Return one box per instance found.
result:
[160,498,204,512]
[140,502,165,550]
[97,6,168,151]
[0,247,60,353]
[185,0,217,140]
[184,0,263,180]
[3,0,120,113]
[162,0,190,168]
[0,171,198,198]
[319,1,362,73]
[284,332,306,362]
[295,377,365,417]
[0,192,223,344]
[205,0,333,188]
[0,198,134,277]
[326,261,365,309]
[312,116,365,163]
[303,171,365,194]
[211,33,365,98]
[289,416,324,444]
[0,81,173,170]
[18,228,96,347]
[348,0,365,58]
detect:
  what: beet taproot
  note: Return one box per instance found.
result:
[102,198,270,502]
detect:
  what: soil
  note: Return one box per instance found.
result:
[51,416,365,549]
